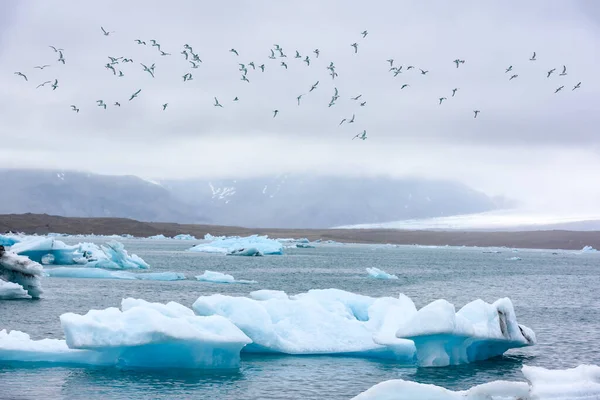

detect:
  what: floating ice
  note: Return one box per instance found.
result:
[147,234,169,240]
[393,298,536,367]
[296,243,316,248]
[11,238,148,270]
[0,280,30,299]
[351,364,600,400]
[173,234,197,240]
[227,248,263,256]
[189,235,283,256]
[44,268,185,281]
[196,270,256,284]
[580,246,598,253]
[192,289,534,365]
[0,299,252,369]
[0,234,20,247]
[506,256,522,261]
[366,267,398,280]
[0,249,44,299]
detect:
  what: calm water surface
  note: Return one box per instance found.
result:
[1,239,599,399]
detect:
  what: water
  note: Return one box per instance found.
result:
[1,239,599,399]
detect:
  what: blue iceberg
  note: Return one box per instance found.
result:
[44,268,185,281]
[189,235,283,256]
[196,270,256,284]
[192,289,535,366]
[173,234,197,240]
[0,234,20,247]
[11,238,149,270]
[0,299,251,369]
[366,267,398,280]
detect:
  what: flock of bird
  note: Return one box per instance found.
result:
[12,27,583,141]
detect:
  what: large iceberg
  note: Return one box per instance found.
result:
[192,289,535,366]
[189,235,283,256]
[11,238,149,269]
[196,270,256,284]
[0,247,44,299]
[352,364,600,400]
[0,299,251,369]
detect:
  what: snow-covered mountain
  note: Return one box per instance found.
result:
[0,169,502,228]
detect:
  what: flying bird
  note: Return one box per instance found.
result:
[105,63,116,75]
[183,44,193,51]
[439,97,447,105]
[273,110,279,118]
[351,95,362,101]
[259,64,265,72]
[70,105,79,113]
[453,59,461,68]
[547,68,556,78]
[310,81,319,92]
[122,58,133,63]
[360,101,366,107]
[348,114,355,123]
[141,63,155,78]
[51,79,58,90]
[96,100,106,109]
[14,72,27,81]
[473,110,480,118]
[248,62,256,70]
[230,48,239,56]
[277,48,286,58]
[281,61,288,69]
[351,43,358,53]
[269,49,276,59]
[406,66,414,70]
[57,51,65,64]
[420,69,429,75]
[304,56,310,66]
[181,50,189,60]
[353,130,367,140]
[509,74,518,80]
[452,88,459,97]
[49,45,63,52]
[295,50,301,59]
[241,74,250,83]
[162,103,168,111]
[34,65,50,70]
[559,65,567,76]
[118,71,124,77]
[401,84,409,89]
[297,94,304,105]
[572,82,581,91]
[214,97,223,107]
[387,59,394,67]
[393,68,402,77]
[339,118,346,125]
[160,51,171,56]
[101,27,114,36]
[233,97,239,102]
[129,89,142,101]
[361,30,368,38]
[529,52,537,61]
[182,73,193,81]
[114,102,121,107]
[36,80,51,88]
[554,86,564,93]
[190,61,200,69]
[505,66,513,73]
[135,39,146,45]
[313,49,320,58]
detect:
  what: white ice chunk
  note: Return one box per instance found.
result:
[0,280,29,299]
[173,234,197,240]
[44,268,185,281]
[0,250,44,298]
[196,270,256,284]
[366,267,398,280]
[523,364,600,399]
[189,235,283,255]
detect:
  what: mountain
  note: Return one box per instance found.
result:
[0,169,208,224]
[0,169,502,228]
[161,174,501,228]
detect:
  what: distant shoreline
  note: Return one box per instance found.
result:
[1,213,599,250]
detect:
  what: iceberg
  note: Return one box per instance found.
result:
[580,245,598,253]
[0,299,252,369]
[196,270,256,284]
[295,243,316,248]
[189,235,283,256]
[11,238,149,270]
[0,234,20,247]
[44,267,185,281]
[506,256,522,261]
[192,289,534,365]
[173,234,197,240]
[366,267,398,280]
[393,298,536,367]
[147,234,168,240]
[0,247,44,299]
[351,364,600,400]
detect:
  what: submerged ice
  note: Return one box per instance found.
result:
[192,289,535,366]
[189,234,284,256]
[0,299,251,369]
[352,364,600,400]
[11,238,149,269]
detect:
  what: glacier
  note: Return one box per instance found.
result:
[44,268,186,281]
[11,238,149,269]
[0,299,251,369]
[366,267,398,280]
[0,248,44,299]
[352,364,600,400]
[196,270,257,284]
[192,289,535,366]
[189,234,284,256]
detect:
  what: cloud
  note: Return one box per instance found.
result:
[0,0,599,211]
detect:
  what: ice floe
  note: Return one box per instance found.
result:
[189,235,284,256]
[44,268,186,281]
[196,270,256,284]
[0,299,251,369]
[352,364,600,400]
[366,267,398,280]
[192,289,534,366]
[11,238,148,269]
[0,248,44,299]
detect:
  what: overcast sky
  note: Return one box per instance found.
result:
[1,0,599,213]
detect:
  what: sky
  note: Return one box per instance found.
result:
[1,0,599,214]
